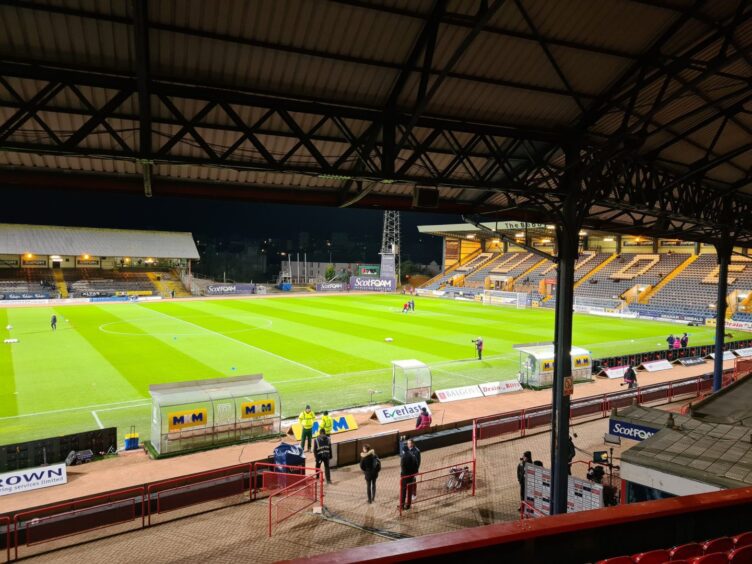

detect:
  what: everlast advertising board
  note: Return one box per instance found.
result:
[206,283,256,295]
[316,282,346,292]
[349,276,395,292]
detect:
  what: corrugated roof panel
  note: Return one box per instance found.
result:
[0,222,199,259]
[521,0,674,54]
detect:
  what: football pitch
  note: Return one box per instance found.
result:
[0,294,733,446]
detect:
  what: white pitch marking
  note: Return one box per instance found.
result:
[0,398,149,421]
[140,305,332,378]
[91,410,104,429]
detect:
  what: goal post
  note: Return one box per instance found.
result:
[482,290,530,309]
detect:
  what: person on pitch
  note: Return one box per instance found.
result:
[472,336,484,360]
[50,314,57,331]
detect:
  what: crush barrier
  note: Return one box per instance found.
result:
[268,471,323,536]
[475,374,713,450]
[398,461,476,516]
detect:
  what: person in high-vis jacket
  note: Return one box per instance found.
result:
[299,405,316,452]
[321,411,334,435]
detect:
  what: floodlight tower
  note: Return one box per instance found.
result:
[380,210,401,284]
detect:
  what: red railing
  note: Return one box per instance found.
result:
[13,487,144,560]
[520,500,548,520]
[268,471,323,536]
[1,516,10,563]
[474,374,713,449]
[398,460,476,516]
[253,462,320,500]
[147,463,251,525]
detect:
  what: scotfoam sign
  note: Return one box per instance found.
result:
[374,401,429,424]
[316,282,346,292]
[206,283,255,295]
[608,420,659,441]
[0,463,67,496]
[349,276,395,292]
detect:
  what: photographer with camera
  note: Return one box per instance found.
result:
[471,336,484,360]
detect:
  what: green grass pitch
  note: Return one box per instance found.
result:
[0,294,735,446]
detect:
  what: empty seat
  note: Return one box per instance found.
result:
[633,549,670,564]
[692,553,731,564]
[671,543,703,560]
[734,533,752,549]
[704,538,735,554]
[728,545,752,563]
[596,557,633,564]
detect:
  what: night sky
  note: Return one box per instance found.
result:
[0,188,457,264]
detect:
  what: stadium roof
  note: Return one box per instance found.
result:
[0,223,199,259]
[1,1,751,244]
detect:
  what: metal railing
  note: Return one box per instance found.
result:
[268,471,323,536]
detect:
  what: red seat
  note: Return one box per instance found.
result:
[596,558,633,564]
[734,533,752,549]
[672,544,704,560]
[728,545,752,563]
[692,553,730,564]
[704,538,735,554]
[633,550,670,564]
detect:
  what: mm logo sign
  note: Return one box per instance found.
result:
[240,400,276,419]
[290,414,359,440]
[168,408,208,431]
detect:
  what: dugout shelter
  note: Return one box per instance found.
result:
[149,374,281,456]
[515,343,593,389]
[392,359,432,404]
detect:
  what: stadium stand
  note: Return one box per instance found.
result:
[63,269,157,297]
[596,531,752,563]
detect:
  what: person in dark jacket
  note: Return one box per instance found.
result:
[680,333,689,348]
[517,451,532,501]
[623,365,637,389]
[313,429,332,484]
[400,445,419,510]
[360,443,380,503]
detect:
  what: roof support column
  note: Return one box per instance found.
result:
[712,235,732,392]
[132,0,152,197]
[550,144,583,515]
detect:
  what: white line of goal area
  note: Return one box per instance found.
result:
[138,305,332,378]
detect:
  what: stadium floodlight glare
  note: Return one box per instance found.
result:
[541,238,551,243]
[25,253,32,259]
[579,230,587,235]
[546,225,555,230]
[603,237,614,242]
[515,232,524,238]
[467,234,476,239]
[83,254,90,260]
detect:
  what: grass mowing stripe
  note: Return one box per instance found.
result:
[214,298,473,361]
[139,303,332,377]
[0,308,18,416]
[66,305,226,393]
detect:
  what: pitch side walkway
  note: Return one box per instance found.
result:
[2,359,729,514]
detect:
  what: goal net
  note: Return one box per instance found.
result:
[572,296,624,314]
[483,290,530,309]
